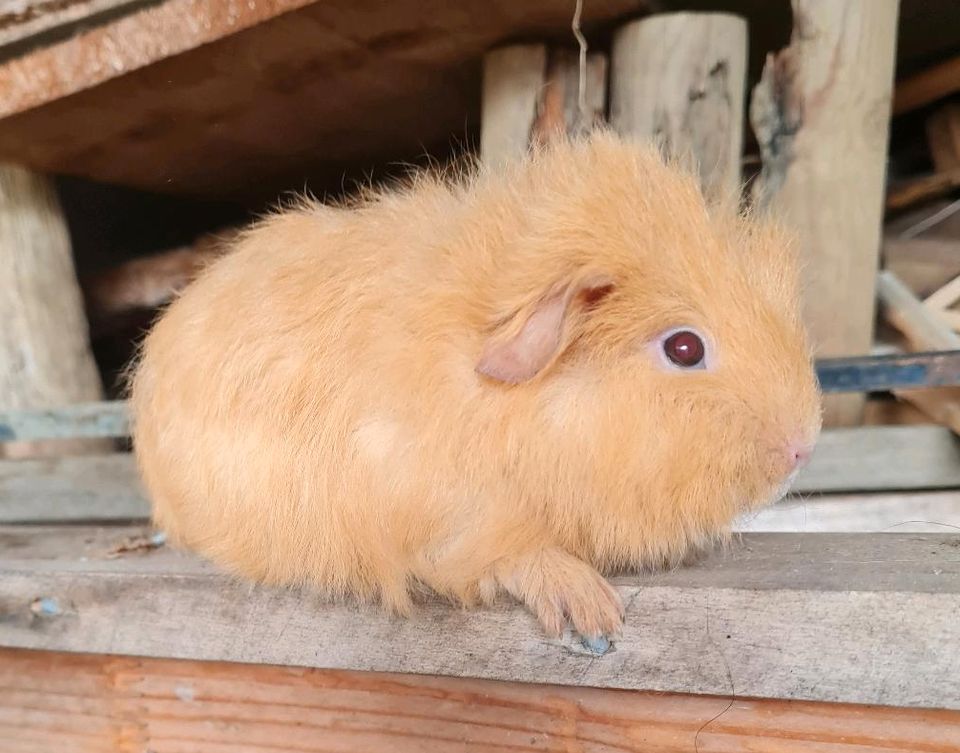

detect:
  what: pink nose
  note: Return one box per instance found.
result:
[788,441,815,471]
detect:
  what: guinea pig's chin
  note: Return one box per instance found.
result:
[759,469,800,509]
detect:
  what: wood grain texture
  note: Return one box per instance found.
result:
[750,0,899,426]
[1,647,959,753]
[1,526,958,709]
[0,0,646,200]
[609,12,748,204]
[0,164,109,460]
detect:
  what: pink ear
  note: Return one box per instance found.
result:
[477,275,613,384]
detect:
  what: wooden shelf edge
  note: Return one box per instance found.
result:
[1,526,958,710]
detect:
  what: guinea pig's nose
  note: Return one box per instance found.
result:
[786,439,815,471]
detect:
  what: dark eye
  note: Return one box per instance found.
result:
[663,330,705,369]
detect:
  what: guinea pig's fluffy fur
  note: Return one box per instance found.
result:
[129,130,822,639]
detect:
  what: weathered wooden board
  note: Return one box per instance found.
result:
[1,526,958,709]
[0,452,143,522]
[0,0,646,201]
[2,647,959,753]
[0,164,110,460]
[738,490,960,533]
[0,400,128,442]
[791,424,960,493]
[750,0,899,426]
[3,423,960,522]
[0,0,154,53]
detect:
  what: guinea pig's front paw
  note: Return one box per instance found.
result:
[496,547,624,641]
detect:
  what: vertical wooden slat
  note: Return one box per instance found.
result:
[480,44,548,166]
[0,164,108,458]
[480,44,608,166]
[609,12,748,204]
[750,0,901,426]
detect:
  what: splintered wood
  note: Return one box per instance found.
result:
[750,0,900,427]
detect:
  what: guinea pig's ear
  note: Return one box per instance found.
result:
[476,273,614,384]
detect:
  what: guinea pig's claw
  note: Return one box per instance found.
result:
[580,634,612,655]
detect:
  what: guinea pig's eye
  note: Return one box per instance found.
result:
[661,329,706,369]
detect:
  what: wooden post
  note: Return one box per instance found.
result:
[609,12,748,205]
[0,164,107,458]
[750,0,898,425]
[750,0,900,427]
[480,44,608,167]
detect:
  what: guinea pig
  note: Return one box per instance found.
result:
[128,129,822,641]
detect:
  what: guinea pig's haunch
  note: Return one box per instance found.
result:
[128,130,822,641]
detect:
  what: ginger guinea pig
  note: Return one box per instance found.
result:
[129,130,822,641]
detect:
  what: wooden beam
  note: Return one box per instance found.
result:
[479,44,547,166]
[750,0,899,426]
[876,270,960,433]
[480,44,608,167]
[739,490,960,533]
[0,526,957,709]
[2,647,958,753]
[0,164,110,460]
[0,0,644,201]
[0,401,129,442]
[0,453,144,522]
[884,236,960,300]
[927,101,960,172]
[894,51,960,116]
[886,166,960,212]
[4,422,960,523]
[609,11,747,204]
[0,0,154,52]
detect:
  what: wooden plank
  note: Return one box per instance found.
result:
[927,101,960,172]
[0,400,128,442]
[3,423,960,524]
[609,11,748,204]
[479,44,547,166]
[1,647,958,753]
[792,424,960,493]
[0,453,144,522]
[738,490,960,533]
[0,0,645,201]
[884,236,960,300]
[894,50,960,115]
[876,269,960,433]
[480,44,608,167]
[0,164,111,460]
[886,166,960,212]
[0,526,958,709]
[4,448,959,530]
[0,0,153,52]
[750,0,899,426]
